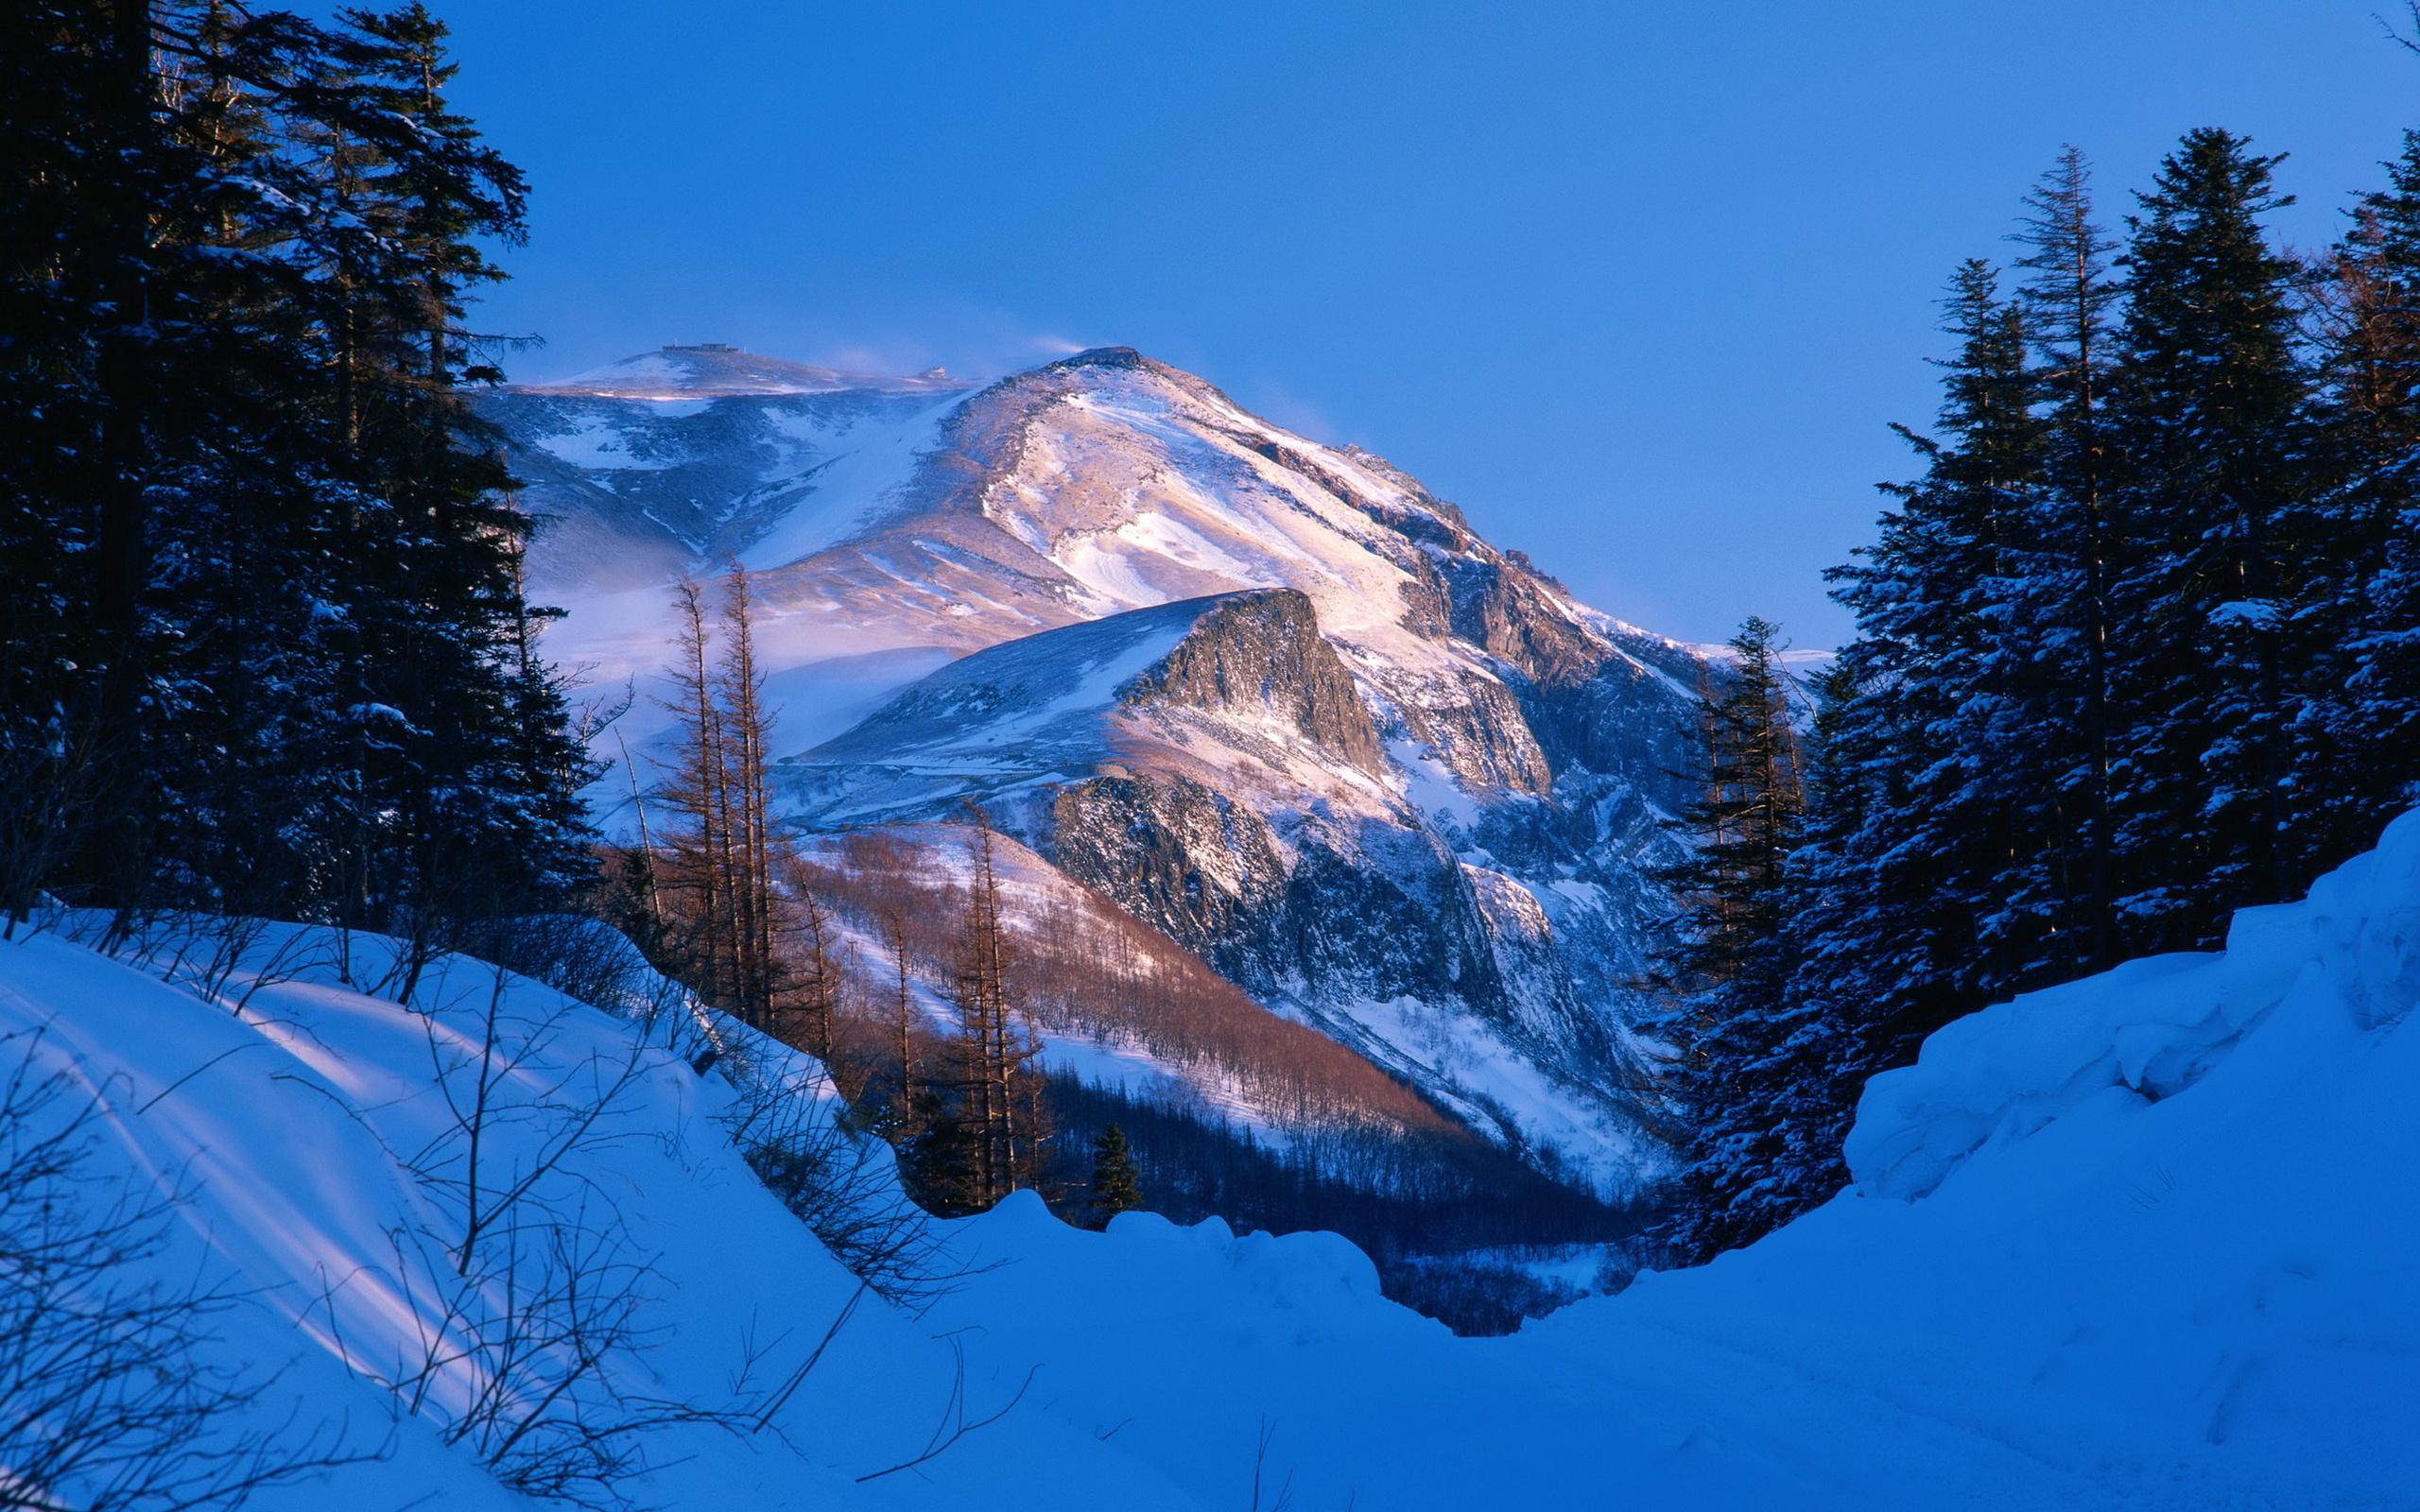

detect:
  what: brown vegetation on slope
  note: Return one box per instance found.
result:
[790,824,1461,1140]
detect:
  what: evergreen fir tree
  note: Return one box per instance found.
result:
[2100,128,2321,942]
[0,2,594,932]
[1648,616,1816,1261]
[2013,146,2124,976]
[1794,257,2049,1079]
[2296,131,2420,871]
[1085,1125,1143,1229]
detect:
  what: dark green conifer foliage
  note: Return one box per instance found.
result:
[0,2,595,933]
[1651,130,2420,1265]
[901,1091,979,1218]
[2100,129,2319,940]
[1648,616,1816,1262]
[1795,259,2048,1081]
[1655,616,1804,987]
[2014,146,2124,974]
[1086,1125,1143,1229]
[2297,131,2420,872]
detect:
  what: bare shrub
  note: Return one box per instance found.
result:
[0,1029,358,1510]
[304,962,753,1510]
[714,1055,964,1314]
[53,907,324,1016]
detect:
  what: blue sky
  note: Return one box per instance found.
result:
[436,0,2417,645]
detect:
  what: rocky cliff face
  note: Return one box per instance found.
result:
[484,344,1709,1194]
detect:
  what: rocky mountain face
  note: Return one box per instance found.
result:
[481,345,1708,1196]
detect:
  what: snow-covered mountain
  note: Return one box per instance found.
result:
[483,345,1707,1193]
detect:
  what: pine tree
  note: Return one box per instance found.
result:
[1654,617,1805,988]
[1648,616,1817,1260]
[2296,131,2420,872]
[1085,1125,1143,1229]
[2100,128,2320,941]
[1795,257,2049,1076]
[0,2,594,933]
[1666,134,2388,1265]
[2013,146,2124,975]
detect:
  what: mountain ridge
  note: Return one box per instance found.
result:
[482,344,1706,1194]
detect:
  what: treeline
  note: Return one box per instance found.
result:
[1,2,594,935]
[1047,1074,1634,1261]
[1654,129,2420,1260]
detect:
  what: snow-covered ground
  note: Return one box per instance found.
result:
[6,806,2415,1508]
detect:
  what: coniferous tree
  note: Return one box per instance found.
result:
[1665,130,2420,1264]
[1791,258,2049,1088]
[0,1,594,932]
[1648,616,1816,1260]
[2297,131,2420,868]
[2013,146,2124,975]
[1737,658,1884,1225]
[2100,129,2321,939]
[1085,1125,1143,1229]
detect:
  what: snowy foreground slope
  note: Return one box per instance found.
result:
[10,812,2418,1507]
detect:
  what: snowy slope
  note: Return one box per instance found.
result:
[0,918,1233,1510]
[9,803,2411,1507]
[485,346,1703,1196]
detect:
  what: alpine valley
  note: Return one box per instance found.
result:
[483,343,1713,1212]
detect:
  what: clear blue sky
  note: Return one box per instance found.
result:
[431,0,2418,645]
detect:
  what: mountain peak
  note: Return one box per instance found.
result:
[1049,345,1149,371]
[510,345,977,400]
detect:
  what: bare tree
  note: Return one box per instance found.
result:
[933,812,1052,1211]
[649,567,822,1037]
[301,962,735,1510]
[656,576,740,1017]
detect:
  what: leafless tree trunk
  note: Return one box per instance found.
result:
[943,813,1051,1210]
